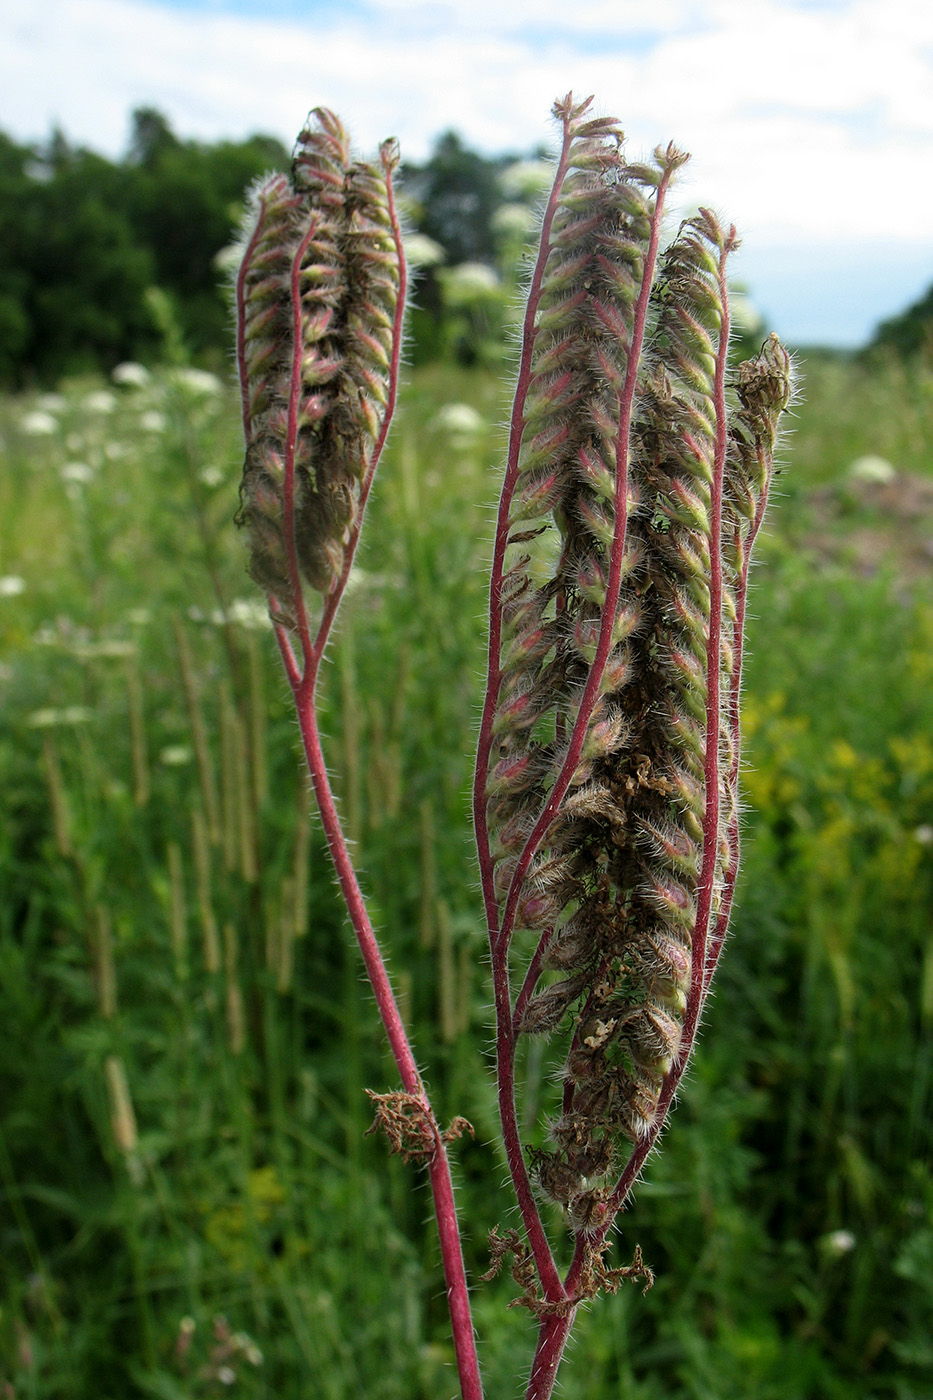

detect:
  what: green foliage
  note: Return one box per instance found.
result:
[123,115,291,359]
[402,131,512,267]
[0,354,932,1396]
[401,137,543,368]
[0,114,288,388]
[868,281,933,361]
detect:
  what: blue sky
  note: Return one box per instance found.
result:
[3,0,932,346]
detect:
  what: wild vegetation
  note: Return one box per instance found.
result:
[1,331,932,1395]
[0,104,932,1400]
[0,110,524,388]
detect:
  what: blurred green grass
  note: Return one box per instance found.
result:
[0,352,931,1398]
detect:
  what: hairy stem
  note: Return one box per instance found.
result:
[238,121,483,1397]
[497,161,675,962]
[307,149,408,689]
[473,105,576,943]
[284,666,483,1400]
[472,100,580,1307]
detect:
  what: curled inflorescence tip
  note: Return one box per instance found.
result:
[234,109,404,615]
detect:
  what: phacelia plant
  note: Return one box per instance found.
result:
[233,93,792,1400]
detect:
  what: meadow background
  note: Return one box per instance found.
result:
[1,111,932,1399]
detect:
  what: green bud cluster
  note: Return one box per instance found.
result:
[235,109,402,608]
[483,102,792,1217]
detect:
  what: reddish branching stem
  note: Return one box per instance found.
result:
[236,122,482,1400]
[236,95,790,1400]
[473,103,680,1375]
[471,108,788,1400]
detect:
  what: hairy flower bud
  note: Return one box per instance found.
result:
[235,109,403,613]
[475,98,791,1213]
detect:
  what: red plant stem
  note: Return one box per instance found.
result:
[284,672,483,1400]
[684,231,734,1017]
[491,957,564,1303]
[497,165,675,965]
[282,222,320,667]
[562,236,737,1271]
[292,682,418,1080]
[273,617,301,690]
[261,168,483,1399]
[307,153,408,689]
[472,105,578,1308]
[526,1307,578,1400]
[273,595,485,1400]
[703,447,774,992]
[473,108,575,941]
[235,208,264,446]
[512,926,555,1035]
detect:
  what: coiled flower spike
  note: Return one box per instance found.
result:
[233,93,792,1400]
[472,96,792,1364]
[231,108,489,1400]
[235,108,403,617]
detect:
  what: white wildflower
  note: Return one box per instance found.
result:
[499,158,553,200]
[96,639,137,658]
[84,390,116,414]
[60,704,94,725]
[440,263,500,297]
[28,705,94,728]
[20,410,57,435]
[730,292,765,338]
[493,203,536,240]
[403,233,445,268]
[112,362,151,388]
[65,433,84,453]
[159,745,193,767]
[61,462,94,486]
[104,441,126,461]
[36,392,66,414]
[914,824,933,846]
[849,455,896,485]
[199,465,224,488]
[72,638,136,660]
[342,566,369,598]
[224,598,270,630]
[0,576,26,597]
[217,1367,236,1386]
[213,244,242,275]
[140,410,166,432]
[822,1229,856,1256]
[433,403,485,437]
[168,367,223,396]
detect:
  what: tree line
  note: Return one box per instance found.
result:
[0,108,928,388]
[0,110,529,387]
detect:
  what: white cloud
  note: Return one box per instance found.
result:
[2,0,931,340]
